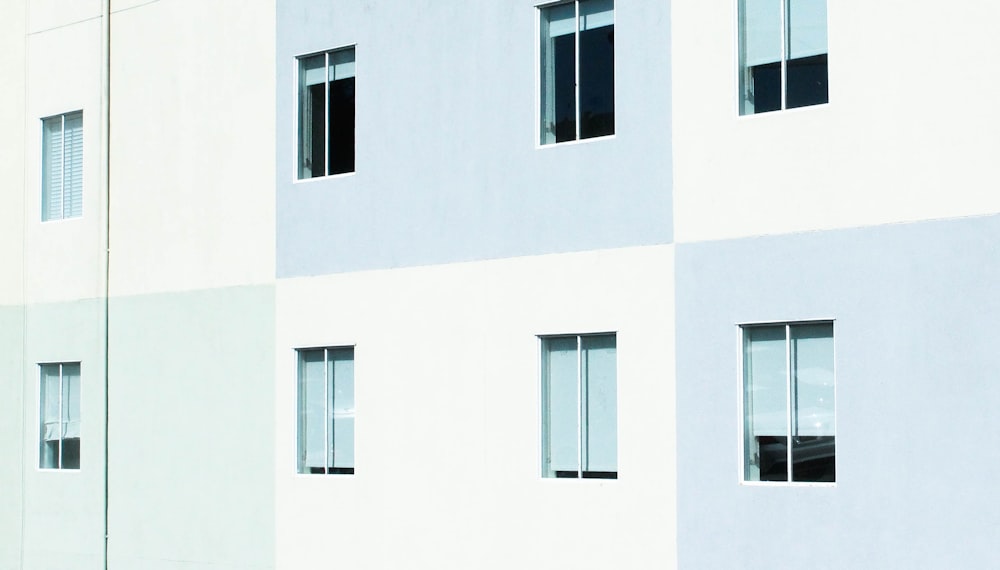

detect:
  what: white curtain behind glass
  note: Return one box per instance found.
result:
[544,337,579,474]
[582,335,616,472]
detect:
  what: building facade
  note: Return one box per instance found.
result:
[1,0,998,569]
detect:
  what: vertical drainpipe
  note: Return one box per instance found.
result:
[100,0,111,568]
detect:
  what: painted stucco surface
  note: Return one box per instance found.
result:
[106,286,275,569]
[276,0,673,277]
[676,214,1000,569]
[276,245,677,569]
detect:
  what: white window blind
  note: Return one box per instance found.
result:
[41,112,83,221]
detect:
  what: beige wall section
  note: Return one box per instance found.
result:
[28,0,101,34]
[276,246,677,569]
[108,0,276,297]
[23,16,105,305]
[0,0,26,307]
[20,300,107,570]
[672,0,1000,243]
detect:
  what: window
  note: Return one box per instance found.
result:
[297,347,355,474]
[541,333,617,478]
[742,322,835,483]
[41,111,83,221]
[539,0,614,145]
[297,47,355,179]
[39,363,81,470]
[738,0,828,115]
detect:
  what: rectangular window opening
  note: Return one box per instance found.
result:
[39,362,81,470]
[738,0,828,115]
[41,112,83,221]
[541,333,617,479]
[742,322,835,483]
[539,0,614,145]
[297,346,355,475]
[297,47,356,179]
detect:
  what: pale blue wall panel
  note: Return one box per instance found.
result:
[276,0,673,276]
[676,214,1000,568]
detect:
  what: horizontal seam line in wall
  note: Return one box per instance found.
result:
[27,14,103,36]
[111,0,161,15]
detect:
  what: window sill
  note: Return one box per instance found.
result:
[536,133,616,150]
[292,171,356,185]
[740,481,836,488]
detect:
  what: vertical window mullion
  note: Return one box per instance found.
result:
[780,0,788,110]
[784,324,792,481]
[576,335,583,477]
[574,0,581,141]
[323,348,330,474]
[324,52,331,177]
[57,364,64,469]
[60,115,66,219]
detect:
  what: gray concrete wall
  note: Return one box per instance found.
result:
[276,0,673,277]
[676,214,1000,569]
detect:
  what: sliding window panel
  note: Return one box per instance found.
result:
[41,117,64,221]
[743,326,788,481]
[298,54,327,179]
[578,0,614,139]
[39,364,62,468]
[581,334,616,475]
[298,349,327,473]
[327,49,355,175]
[786,0,828,108]
[790,323,835,482]
[542,337,580,477]
[738,0,783,115]
[329,347,355,471]
[62,113,83,218]
[540,3,577,144]
[60,363,81,469]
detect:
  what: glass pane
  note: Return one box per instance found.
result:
[39,364,61,468]
[539,3,576,144]
[41,117,63,221]
[581,334,616,473]
[787,0,827,59]
[743,326,788,481]
[328,75,355,175]
[62,363,81,440]
[791,323,835,482]
[542,336,579,476]
[579,0,614,139]
[62,113,83,218]
[298,54,326,179]
[298,349,326,473]
[738,0,782,114]
[329,348,354,470]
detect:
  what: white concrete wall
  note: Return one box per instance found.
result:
[23,8,105,305]
[108,0,275,297]
[0,0,26,308]
[672,0,1000,243]
[276,246,677,569]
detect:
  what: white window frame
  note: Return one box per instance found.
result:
[292,45,357,183]
[37,362,82,472]
[539,332,618,480]
[41,111,84,221]
[534,0,617,148]
[737,319,836,487]
[734,0,829,116]
[295,345,356,476]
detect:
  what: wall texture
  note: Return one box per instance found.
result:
[276,245,677,569]
[276,0,673,276]
[676,214,1000,569]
